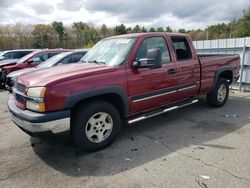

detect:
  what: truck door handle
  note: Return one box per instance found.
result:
[168,68,176,75]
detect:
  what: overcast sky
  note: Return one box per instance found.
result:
[0,0,249,29]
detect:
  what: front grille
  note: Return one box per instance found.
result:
[16,83,26,93]
[15,93,26,104]
[14,82,27,109]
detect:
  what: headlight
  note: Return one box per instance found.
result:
[26,87,46,112]
[26,101,45,112]
[27,87,46,98]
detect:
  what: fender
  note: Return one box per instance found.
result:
[64,86,129,116]
[213,66,233,89]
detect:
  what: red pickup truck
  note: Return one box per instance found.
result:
[8,33,240,151]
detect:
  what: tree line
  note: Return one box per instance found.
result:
[0,8,249,50]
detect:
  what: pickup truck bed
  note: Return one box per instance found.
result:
[198,54,240,94]
[8,32,240,151]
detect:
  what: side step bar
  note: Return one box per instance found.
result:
[128,99,199,124]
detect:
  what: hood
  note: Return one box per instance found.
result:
[0,59,18,68]
[7,67,37,78]
[18,63,116,87]
[0,58,18,62]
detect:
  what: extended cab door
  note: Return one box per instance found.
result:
[170,36,200,98]
[126,36,178,114]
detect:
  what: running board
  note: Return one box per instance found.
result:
[128,99,199,124]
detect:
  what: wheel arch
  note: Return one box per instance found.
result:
[213,67,233,89]
[65,86,129,120]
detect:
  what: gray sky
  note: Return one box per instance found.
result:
[0,0,249,29]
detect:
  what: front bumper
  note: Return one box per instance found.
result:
[8,96,71,136]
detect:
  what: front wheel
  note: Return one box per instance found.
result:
[71,100,121,151]
[207,78,229,107]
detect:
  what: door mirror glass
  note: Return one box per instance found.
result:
[27,59,33,64]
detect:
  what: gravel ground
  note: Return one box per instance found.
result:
[0,90,250,188]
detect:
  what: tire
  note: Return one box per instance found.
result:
[71,100,121,152]
[207,78,229,107]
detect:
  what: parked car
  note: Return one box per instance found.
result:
[0,59,21,66]
[8,33,240,151]
[0,49,37,62]
[0,49,68,88]
[5,50,88,91]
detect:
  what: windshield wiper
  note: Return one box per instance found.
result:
[80,59,87,63]
[89,60,106,65]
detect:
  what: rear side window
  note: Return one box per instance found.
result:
[136,37,171,64]
[171,37,192,61]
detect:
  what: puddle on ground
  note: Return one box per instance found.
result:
[191,121,237,132]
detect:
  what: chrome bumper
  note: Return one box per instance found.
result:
[10,112,70,134]
[8,95,71,135]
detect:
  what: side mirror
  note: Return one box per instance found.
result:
[27,59,33,64]
[133,48,162,69]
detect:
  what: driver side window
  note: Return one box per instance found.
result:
[136,37,171,64]
[32,53,49,63]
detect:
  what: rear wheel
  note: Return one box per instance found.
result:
[207,78,229,107]
[71,100,121,151]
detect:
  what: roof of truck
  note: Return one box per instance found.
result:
[107,32,188,39]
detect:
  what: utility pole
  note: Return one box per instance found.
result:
[206,27,209,40]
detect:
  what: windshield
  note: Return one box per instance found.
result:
[37,52,71,68]
[80,38,136,66]
[16,51,37,64]
[0,51,12,60]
